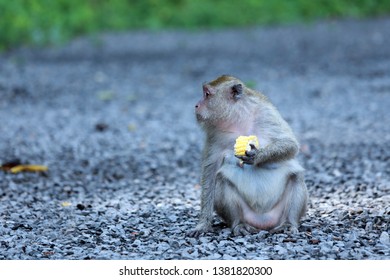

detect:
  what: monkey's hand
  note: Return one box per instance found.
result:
[235,144,259,165]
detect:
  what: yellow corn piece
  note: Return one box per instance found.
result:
[61,201,72,207]
[234,135,259,156]
[10,165,48,173]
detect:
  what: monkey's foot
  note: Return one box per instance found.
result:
[232,223,258,236]
[187,224,212,238]
[270,224,299,234]
[187,229,205,238]
[287,225,299,234]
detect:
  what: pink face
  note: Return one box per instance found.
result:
[195,79,244,128]
[195,85,214,122]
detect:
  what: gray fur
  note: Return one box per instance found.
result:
[189,75,308,237]
[219,155,304,212]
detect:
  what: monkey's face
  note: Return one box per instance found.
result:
[195,76,244,128]
[194,85,214,123]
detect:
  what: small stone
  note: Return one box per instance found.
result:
[235,238,246,244]
[169,240,180,249]
[199,237,209,243]
[309,239,320,245]
[181,248,194,259]
[95,122,109,132]
[210,253,222,259]
[76,204,86,210]
[132,239,141,247]
[167,214,178,222]
[207,243,216,251]
[222,254,235,260]
[274,245,287,255]
[333,169,342,177]
[365,222,373,231]
[379,232,389,245]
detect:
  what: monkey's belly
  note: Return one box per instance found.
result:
[217,155,303,212]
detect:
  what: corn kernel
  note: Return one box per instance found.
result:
[234,135,259,156]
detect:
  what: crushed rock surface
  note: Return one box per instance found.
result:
[0,18,389,259]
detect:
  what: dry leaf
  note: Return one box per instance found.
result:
[10,165,48,173]
[97,90,115,101]
[0,159,22,171]
[127,94,138,102]
[61,201,72,207]
[128,123,137,132]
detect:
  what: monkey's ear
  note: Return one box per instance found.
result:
[231,84,243,101]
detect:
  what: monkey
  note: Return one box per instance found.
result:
[189,75,308,237]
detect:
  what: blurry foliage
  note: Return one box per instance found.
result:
[1,0,390,50]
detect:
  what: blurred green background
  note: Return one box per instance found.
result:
[1,0,390,50]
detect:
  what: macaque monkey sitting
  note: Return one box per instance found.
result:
[190,75,308,236]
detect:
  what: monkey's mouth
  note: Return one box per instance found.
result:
[195,113,204,122]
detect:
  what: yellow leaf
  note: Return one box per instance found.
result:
[128,123,137,132]
[97,90,115,101]
[10,165,48,173]
[127,94,138,102]
[61,201,72,207]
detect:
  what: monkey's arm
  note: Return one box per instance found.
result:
[253,105,299,165]
[188,151,219,237]
[255,137,298,164]
[237,137,298,165]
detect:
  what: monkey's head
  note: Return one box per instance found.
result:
[195,75,260,130]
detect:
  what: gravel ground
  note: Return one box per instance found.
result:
[0,18,389,260]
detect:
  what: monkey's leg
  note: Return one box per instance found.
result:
[238,172,301,232]
[222,189,285,235]
[283,172,308,233]
[217,154,286,235]
[216,178,298,236]
[214,174,258,236]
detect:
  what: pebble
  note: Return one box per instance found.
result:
[379,232,389,246]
